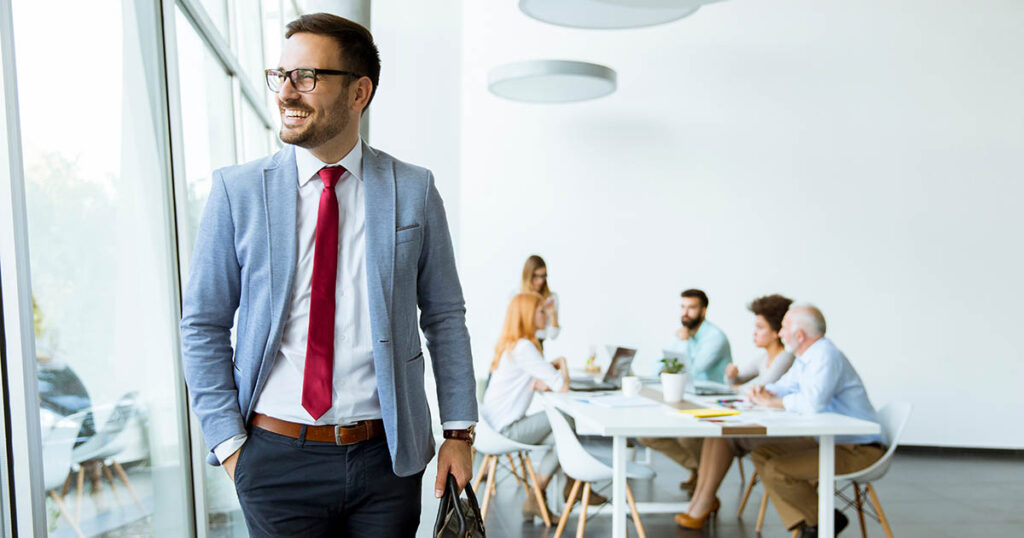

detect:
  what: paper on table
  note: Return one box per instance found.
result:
[578,395,661,408]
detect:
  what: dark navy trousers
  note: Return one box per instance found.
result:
[233,426,424,537]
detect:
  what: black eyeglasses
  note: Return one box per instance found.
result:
[265,67,364,93]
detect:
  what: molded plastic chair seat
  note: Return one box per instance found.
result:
[541,399,650,537]
[473,419,556,526]
[836,402,911,483]
[475,419,551,456]
[41,409,87,538]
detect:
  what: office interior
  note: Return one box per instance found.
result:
[1,0,1021,537]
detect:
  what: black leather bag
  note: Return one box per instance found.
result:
[433,474,486,538]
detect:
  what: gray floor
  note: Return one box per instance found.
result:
[445,448,1024,538]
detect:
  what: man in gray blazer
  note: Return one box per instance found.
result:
[180,13,477,537]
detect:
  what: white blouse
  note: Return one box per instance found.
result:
[480,339,565,431]
[728,349,796,389]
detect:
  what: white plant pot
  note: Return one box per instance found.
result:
[661,372,688,403]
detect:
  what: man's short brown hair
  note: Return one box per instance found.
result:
[680,289,709,309]
[748,294,793,333]
[285,13,381,109]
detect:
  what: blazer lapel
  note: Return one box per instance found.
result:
[361,142,395,336]
[262,145,299,356]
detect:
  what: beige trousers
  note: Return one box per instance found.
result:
[752,440,885,529]
[636,436,703,471]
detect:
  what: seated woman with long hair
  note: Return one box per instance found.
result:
[480,292,569,521]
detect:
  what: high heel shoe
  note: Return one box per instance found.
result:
[673,497,721,530]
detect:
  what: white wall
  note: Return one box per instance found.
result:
[371,0,463,247]
[459,0,1024,448]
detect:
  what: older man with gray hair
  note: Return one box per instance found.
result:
[746,304,885,537]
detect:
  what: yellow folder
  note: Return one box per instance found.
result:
[678,408,741,418]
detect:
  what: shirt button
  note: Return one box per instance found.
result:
[339,334,347,341]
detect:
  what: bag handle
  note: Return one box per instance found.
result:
[433,473,485,535]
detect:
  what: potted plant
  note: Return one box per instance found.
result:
[659,357,689,403]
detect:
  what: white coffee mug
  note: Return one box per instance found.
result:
[621,376,642,397]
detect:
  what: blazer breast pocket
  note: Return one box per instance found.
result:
[396,223,422,244]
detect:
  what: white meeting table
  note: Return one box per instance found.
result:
[541,389,881,538]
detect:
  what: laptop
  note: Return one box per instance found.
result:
[569,347,637,391]
[660,348,738,396]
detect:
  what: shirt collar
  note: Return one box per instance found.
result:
[795,337,827,362]
[294,141,363,188]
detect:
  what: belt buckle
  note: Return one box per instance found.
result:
[334,421,360,446]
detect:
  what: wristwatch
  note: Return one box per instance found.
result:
[443,425,475,444]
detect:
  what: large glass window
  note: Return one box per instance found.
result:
[174,1,276,534]
[13,0,191,535]
[173,6,246,537]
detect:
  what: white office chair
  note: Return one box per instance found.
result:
[41,409,87,538]
[472,419,555,525]
[835,402,912,538]
[70,391,147,520]
[541,399,654,538]
[737,402,912,537]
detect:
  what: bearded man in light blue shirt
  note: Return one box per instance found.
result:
[747,305,885,537]
[640,288,733,493]
[664,288,732,382]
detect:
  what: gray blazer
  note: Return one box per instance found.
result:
[180,143,477,475]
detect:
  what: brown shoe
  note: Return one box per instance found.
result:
[679,469,698,494]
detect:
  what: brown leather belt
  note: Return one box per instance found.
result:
[252,413,385,445]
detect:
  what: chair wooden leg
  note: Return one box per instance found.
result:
[74,466,85,523]
[625,483,647,538]
[472,454,491,491]
[101,464,123,505]
[792,530,799,538]
[480,456,498,522]
[576,482,591,538]
[522,454,553,526]
[507,454,525,489]
[866,483,894,538]
[756,491,769,532]
[61,471,73,498]
[49,490,85,538]
[853,483,867,538]
[111,461,146,514]
[555,479,582,538]
[737,456,746,485]
[738,470,759,518]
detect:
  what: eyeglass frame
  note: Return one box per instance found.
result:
[265,67,365,93]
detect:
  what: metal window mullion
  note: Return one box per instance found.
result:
[0,0,46,534]
[159,1,211,537]
[140,0,203,536]
[177,0,273,130]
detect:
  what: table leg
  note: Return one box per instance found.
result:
[818,435,835,536]
[612,435,627,538]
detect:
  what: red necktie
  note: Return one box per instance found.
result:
[302,165,346,420]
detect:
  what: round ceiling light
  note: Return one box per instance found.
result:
[519,0,711,29]
[488,60,617,103]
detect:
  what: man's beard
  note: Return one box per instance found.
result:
[782,336,796,353]
[681,313,703,330]
[278,97,348,148]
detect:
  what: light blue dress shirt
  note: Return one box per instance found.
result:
[665,320,732,383]
[766,338,883,445]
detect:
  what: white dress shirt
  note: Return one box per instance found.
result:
[480,339,565,431]
[214,143,472,463]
